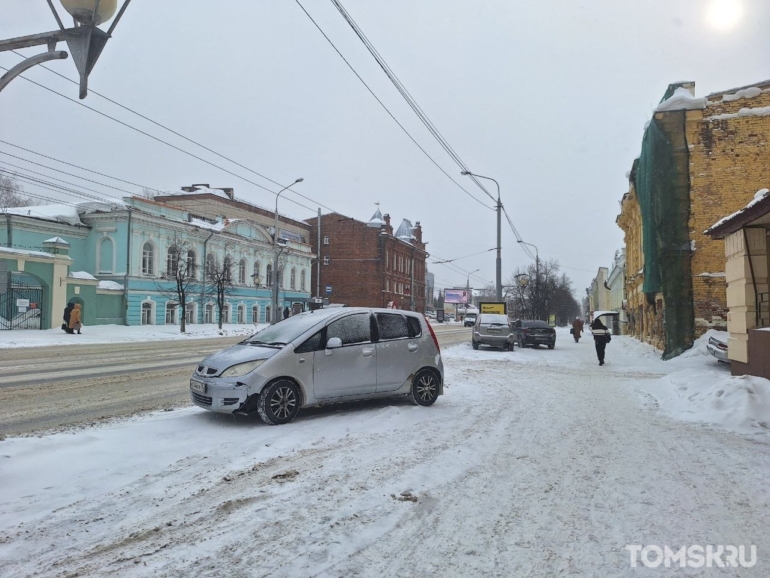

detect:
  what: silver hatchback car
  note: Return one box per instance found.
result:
[190,307,444,425]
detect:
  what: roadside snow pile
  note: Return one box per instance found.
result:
[643,370,770,434]
[0,323,265,349]
[636,330,769,435]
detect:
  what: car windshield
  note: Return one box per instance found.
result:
[242,312,330,345]
[480,314,508,324]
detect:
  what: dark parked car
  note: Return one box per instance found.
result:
[511,320,556,349]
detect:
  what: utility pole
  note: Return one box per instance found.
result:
[316,208,321,299]
[461,171,502,301]
[272,178,303,324]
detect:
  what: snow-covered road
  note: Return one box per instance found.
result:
[1,331,769,576]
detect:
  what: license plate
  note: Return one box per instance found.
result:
[190,379,206,394]
[488,328,501,334]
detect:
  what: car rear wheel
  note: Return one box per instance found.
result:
[408,369,440,407]
[257,380,300,425]
[548,344,555,349]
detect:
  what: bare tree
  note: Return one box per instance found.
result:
[154,235,199,333]
[203,251,236,330]
[506,260,579,324]
[0,174,34,209]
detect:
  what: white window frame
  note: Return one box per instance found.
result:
[323,236,330,245]
[141,242,155,276]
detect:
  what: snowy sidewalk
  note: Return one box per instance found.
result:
[0,330,769,576]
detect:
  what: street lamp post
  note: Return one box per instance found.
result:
[460,171,502,301]
[272,178,303,324]
[0,0,133,98]
[466,268,480,309]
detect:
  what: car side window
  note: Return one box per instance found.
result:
[406,316,422,338]
[295,330,323,353]
[326,314,372,346]
[514,320,521,328]
[376,313,410,340]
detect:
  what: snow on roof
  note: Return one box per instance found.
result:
[68,271,97,280]
[4,204,84,226]
[367,207,385,228]
[721,86,764,102]
[189,217,225,232]
[706,106,770,122]
[655,87,707,112]
[43,236,69,245]
[395,218,415,240]
[97,280,124,291]
[0,246,54,258]
[705,188,770,233]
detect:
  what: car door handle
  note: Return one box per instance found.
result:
[362,347,375,357]
[407,343,418,352]
[298,357,306,364]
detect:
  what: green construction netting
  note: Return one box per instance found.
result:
[634,110,694,359]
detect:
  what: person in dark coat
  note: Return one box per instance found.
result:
[283,307,290,320]
[590,317,611,365]
[571,317,584,342]
[63,303,74,334]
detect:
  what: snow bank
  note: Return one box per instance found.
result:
[4,204,83,226]
[97,280,124,291]
[0,323,266,349]
[721,86,763,102]
[655,87,707,112]
[707,106,770,122]
[68,271,97,280]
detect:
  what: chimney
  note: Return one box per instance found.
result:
[414,221,422,243]
[383,213,392,235]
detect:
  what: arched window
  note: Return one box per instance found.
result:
[166,246,179,276]
[266,264,273,287]
[142,242,155,275]
[224,256,233,282]
[205,303,214,324]
[277,268,283,288]
[238,259,247,284]
[99,237,114,273]
[141,301,155,325]
[253,261,261,286]
[266,305,272,323]
[300,269,306,292]
[165,302,178,324]
[290,268,296,290]
[252,304,260,323]
[206,253,216,278]
[237,304,245,324]
[186,250,197,279]
[185,302,196,324]
[222,304,231,324]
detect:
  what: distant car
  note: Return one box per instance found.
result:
[511,320,556,349]
[707,335,729,362]
[190,308,444,425]
[464,313,477,327]
[447,314,455,321]
[472,313,515,351]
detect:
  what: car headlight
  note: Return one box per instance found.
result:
[221,359,266,378]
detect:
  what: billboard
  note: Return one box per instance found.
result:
[479,301,506,315]
[444,289,470,304]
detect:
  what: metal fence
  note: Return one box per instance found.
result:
[0,280,44,330]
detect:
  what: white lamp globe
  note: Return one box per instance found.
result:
[60,0,118,26]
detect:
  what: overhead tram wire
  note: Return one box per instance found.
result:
[293,0,494,211]
[0,63,317,216]
[327,0,495,202]
[431,247,495,265]
[0,169,122,205]
[0,162,133,200]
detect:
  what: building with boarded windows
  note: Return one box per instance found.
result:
[617,79,770,357]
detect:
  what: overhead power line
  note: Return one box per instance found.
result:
[293,0,493,211]
[431,247,495,264]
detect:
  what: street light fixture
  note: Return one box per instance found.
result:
[0,0,133,98]
[460,171,502,301]
[271,178,304,324]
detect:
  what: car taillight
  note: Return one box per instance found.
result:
[523,328,530,334]
[424,315,441,352]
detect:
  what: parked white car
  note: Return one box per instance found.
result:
[190,308,444,425]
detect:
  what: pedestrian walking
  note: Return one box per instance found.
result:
[590,317,611,365]
[62,303,74,334]
[69,303,83,335]
[283,306,290,320]
[571,316,584,343]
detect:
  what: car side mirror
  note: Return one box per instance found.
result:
[326,337,343,350]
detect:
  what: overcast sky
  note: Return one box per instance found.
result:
[2,0,769,295]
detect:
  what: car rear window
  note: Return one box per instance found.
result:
[376,313,410,340]
[523,320,550,328]
[480,314,508,324]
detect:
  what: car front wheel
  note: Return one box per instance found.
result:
[472,339,479,350]
[408,369,440,407]
[257,379,300,425]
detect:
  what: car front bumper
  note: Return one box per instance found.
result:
[189,377,250,413]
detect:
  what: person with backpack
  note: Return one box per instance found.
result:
[590,317,611,366]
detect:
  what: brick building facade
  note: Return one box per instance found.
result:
[618,80,770,355]
[307,210,428,312]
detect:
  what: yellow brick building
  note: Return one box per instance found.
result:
[617,80,770,357]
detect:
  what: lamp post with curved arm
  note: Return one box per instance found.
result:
[460,171,502,301]
[271,178,303,324]
[0,1,133,98]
